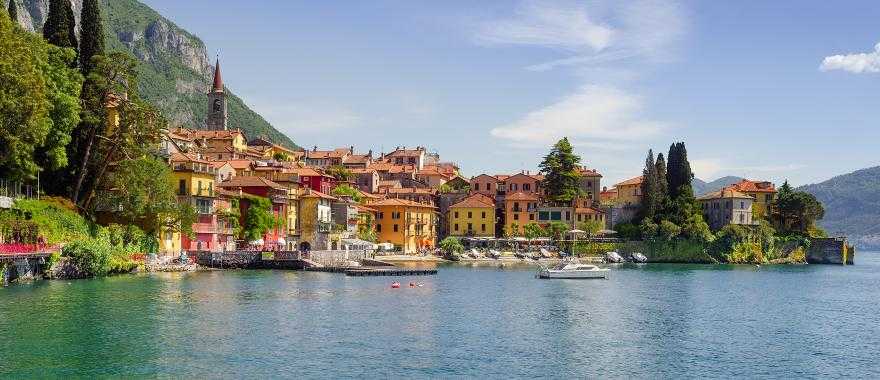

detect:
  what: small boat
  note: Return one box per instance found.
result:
[630,252,648,263]
[539,248,556,258]
[469,248,483,259]
[605,251,625,263]
[488,249,502,259]
[537,257,610,279]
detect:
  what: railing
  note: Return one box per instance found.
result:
[0,243,60,254]
[305,250,370,266]
[0,178,40,202]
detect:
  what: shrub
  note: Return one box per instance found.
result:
[614,223,640,240]
[658,220,682,241]
[63,240,112,277]
[439,237,464,255]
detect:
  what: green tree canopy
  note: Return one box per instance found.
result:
[0,14,82,181]
[78,0,104,73]
[331,183,363,203]
[539,137,582,202]
[102,157,196,239]
[43,0,78,59]
[326,165,353,181]
[243,196,274,242]
[772,181,825,236]
[7,0,18,22]
[523,222,546,241]
[439,236,464,255]
[640,149,662,221]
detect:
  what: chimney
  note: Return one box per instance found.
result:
[313,145,317,152]
[350,146,354,154]
[368,149,372,157]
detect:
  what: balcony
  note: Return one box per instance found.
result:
[173,162,217,175]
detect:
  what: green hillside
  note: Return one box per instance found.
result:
[799,166,880,249]
[17,0,299,149]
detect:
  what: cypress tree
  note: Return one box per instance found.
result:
[43,0,78,60]
[639,149,659,221]
[79,0,104,73]
[655,152,668,218]
[7,0,17,23]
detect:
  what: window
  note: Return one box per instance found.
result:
[513,214,519,220]
[565,211,570,221]
[178,179,186,195]
[467,223,473,231]
[481,211,486,218]
[551,212,562,221]
[454,211,459,218]
[587,181,592,188]
[454,223,459,231]
[485,183,491,191]
[393,224,399,232]
[578,215,582,222]
[524,183,531,191]
[513,202,521,212]
[481,224,486,232]
[740,202,745,209]
[376,224,382,232]
[467,211,472,218]
[529,214,534,221]
[511,184,518,191]
[539,211,549,221]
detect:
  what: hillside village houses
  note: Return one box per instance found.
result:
[151,59,782,256]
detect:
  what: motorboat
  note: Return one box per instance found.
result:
[488,249,502,259]
[605,251,625,263]
[468,248,483,259]
[539,248,557,258]
[537,257,610,279]
[630,252,648,263]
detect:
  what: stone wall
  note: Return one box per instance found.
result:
[806,237,855,265]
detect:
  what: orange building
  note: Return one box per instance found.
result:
[503,192,539,236]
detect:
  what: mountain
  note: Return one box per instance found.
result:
[13,0,299,149]
[799,166,880,250]
[692,176,745,196]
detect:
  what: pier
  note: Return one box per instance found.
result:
[344,267,437,276]
[194,251,437,276]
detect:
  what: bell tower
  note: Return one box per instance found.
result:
[206,58,228,130]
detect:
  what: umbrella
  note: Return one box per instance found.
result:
[599,229,617,235]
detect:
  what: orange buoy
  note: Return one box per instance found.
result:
[391,282,401,289]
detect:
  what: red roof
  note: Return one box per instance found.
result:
[725,179,777,193]
[450,194,495,208]
[301,189,338,201]
[505,191,539,201]
[574,207,604,214]
[616,176,644,187]
[370,198,436,209]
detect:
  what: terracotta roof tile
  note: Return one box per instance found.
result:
[370,198,436,208]
[450,194,495,208]
[616,176,644,187]
[219,176,286,191]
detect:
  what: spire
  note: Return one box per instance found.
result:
[212,57,224,93]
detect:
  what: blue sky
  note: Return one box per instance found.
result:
[142,0,880,186]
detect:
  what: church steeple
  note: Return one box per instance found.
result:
[211,57,224,93]
[206,57,228,130]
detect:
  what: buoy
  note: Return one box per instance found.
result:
[409,282,416,287]
[391,282,401,289]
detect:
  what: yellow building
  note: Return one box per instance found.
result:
[168,153,219,252]
[724,179,777,220]
[614,176,643,207]
[372,198,437,254]
[298,190,337,251]
[448,194,496,237]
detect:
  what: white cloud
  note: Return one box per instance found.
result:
[476,0,686,71]
[820,42,880,73]
[691,158,723,179]
[490,85,665,145]
[475,0,614,52]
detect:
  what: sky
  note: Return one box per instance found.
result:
[142,0,880,187]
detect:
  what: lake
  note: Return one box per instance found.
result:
[2,254,879,378]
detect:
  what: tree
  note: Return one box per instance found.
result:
[539,137,582,202]
[357,213,377,242]
[242,196,274,242]
[663,142,697,225]
[101,157,196,242]
[523,222,545,242]
[772,181,825,235]
[439,236,464,256]
[331,183,362,203]
[639,149,661,221]
[42,0,78,59]
[326,165,353,181]
[71,53,161,206]
[0,14,81,181]
[272,151,290,162]
[546,221,569,242]
[507,223,520,238]
[655,152,668,210]
[78,0,104,73]
[578,219,603,239]
[658,220,682,241]
[7,0,17,22]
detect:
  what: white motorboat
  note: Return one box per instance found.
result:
[537,258,610,279]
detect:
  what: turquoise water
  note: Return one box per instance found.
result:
[2,254,879,378]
